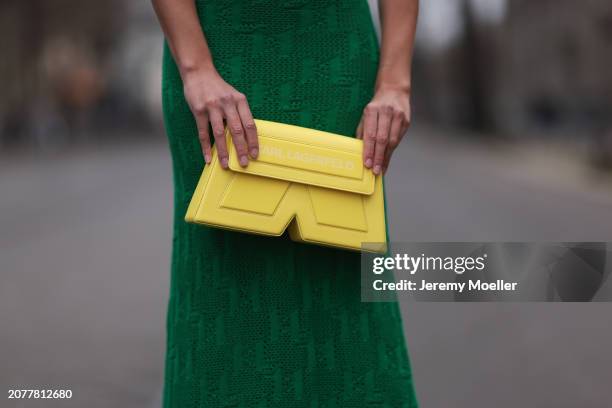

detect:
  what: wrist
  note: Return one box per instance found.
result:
[178,58,217,81]
[374,79,412,95]
[375,67,411,94]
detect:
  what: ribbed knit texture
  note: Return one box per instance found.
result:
[161,1,418,406]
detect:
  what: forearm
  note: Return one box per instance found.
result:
[151,0,216,77]
[376,0,419,93]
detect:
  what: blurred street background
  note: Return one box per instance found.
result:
[2,1,612,407]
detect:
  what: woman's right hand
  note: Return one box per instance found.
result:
[182,68,258,168]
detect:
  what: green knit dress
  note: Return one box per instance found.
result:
[161,1,418,406]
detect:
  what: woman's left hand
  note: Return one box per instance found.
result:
[356,86,411,175]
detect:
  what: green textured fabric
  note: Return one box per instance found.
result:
[161,1,418,406]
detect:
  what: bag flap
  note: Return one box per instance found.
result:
[227,120,375,195]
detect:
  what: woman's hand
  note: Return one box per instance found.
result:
[151,0,258,168]
[359,0,418,175]
[357,86,411,175]
[183,68,258,168]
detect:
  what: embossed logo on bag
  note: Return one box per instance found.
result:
[260,145,356,170]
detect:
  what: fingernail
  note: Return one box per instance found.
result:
[250,148,258,158]
[204,154,211,164]
[221,158,229,168]
[239,155,248,167]
[373,165,381,175]
[365,158,372,168]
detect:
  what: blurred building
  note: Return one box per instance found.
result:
[414,0,612,137]
[496,0,612,134]
[0,0,123,146]
[0,0,162,149]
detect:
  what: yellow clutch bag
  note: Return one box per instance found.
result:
[185,119,387,253]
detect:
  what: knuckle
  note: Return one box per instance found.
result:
[212,127,225,137]
[376,135,389,145]
[219,94,232,104]
[230,125,243,134]
[365,131,377,141]
[364,104,376,114]
[204,98,218,108]
[244,121,256,130]
[234,92,247,102]
[192,103,206,114]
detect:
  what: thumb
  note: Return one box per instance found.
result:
[194,112,212,164]
[356,118,364,139]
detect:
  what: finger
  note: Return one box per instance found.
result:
[373,107,391,175]
[194,112,212,164]
[383,146,394,174]
[383,112,404,173]
[235,94,258,158]
[209,108,229,169]
[389,111,404,151]
[401,117,411,135]
[356,118,364,140]
[224,104,249,167]
[362,105,377,168]
[403,104,412,134]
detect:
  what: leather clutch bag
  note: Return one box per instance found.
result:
[185,119,387,253]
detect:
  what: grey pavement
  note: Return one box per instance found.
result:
[1,129,612,407]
